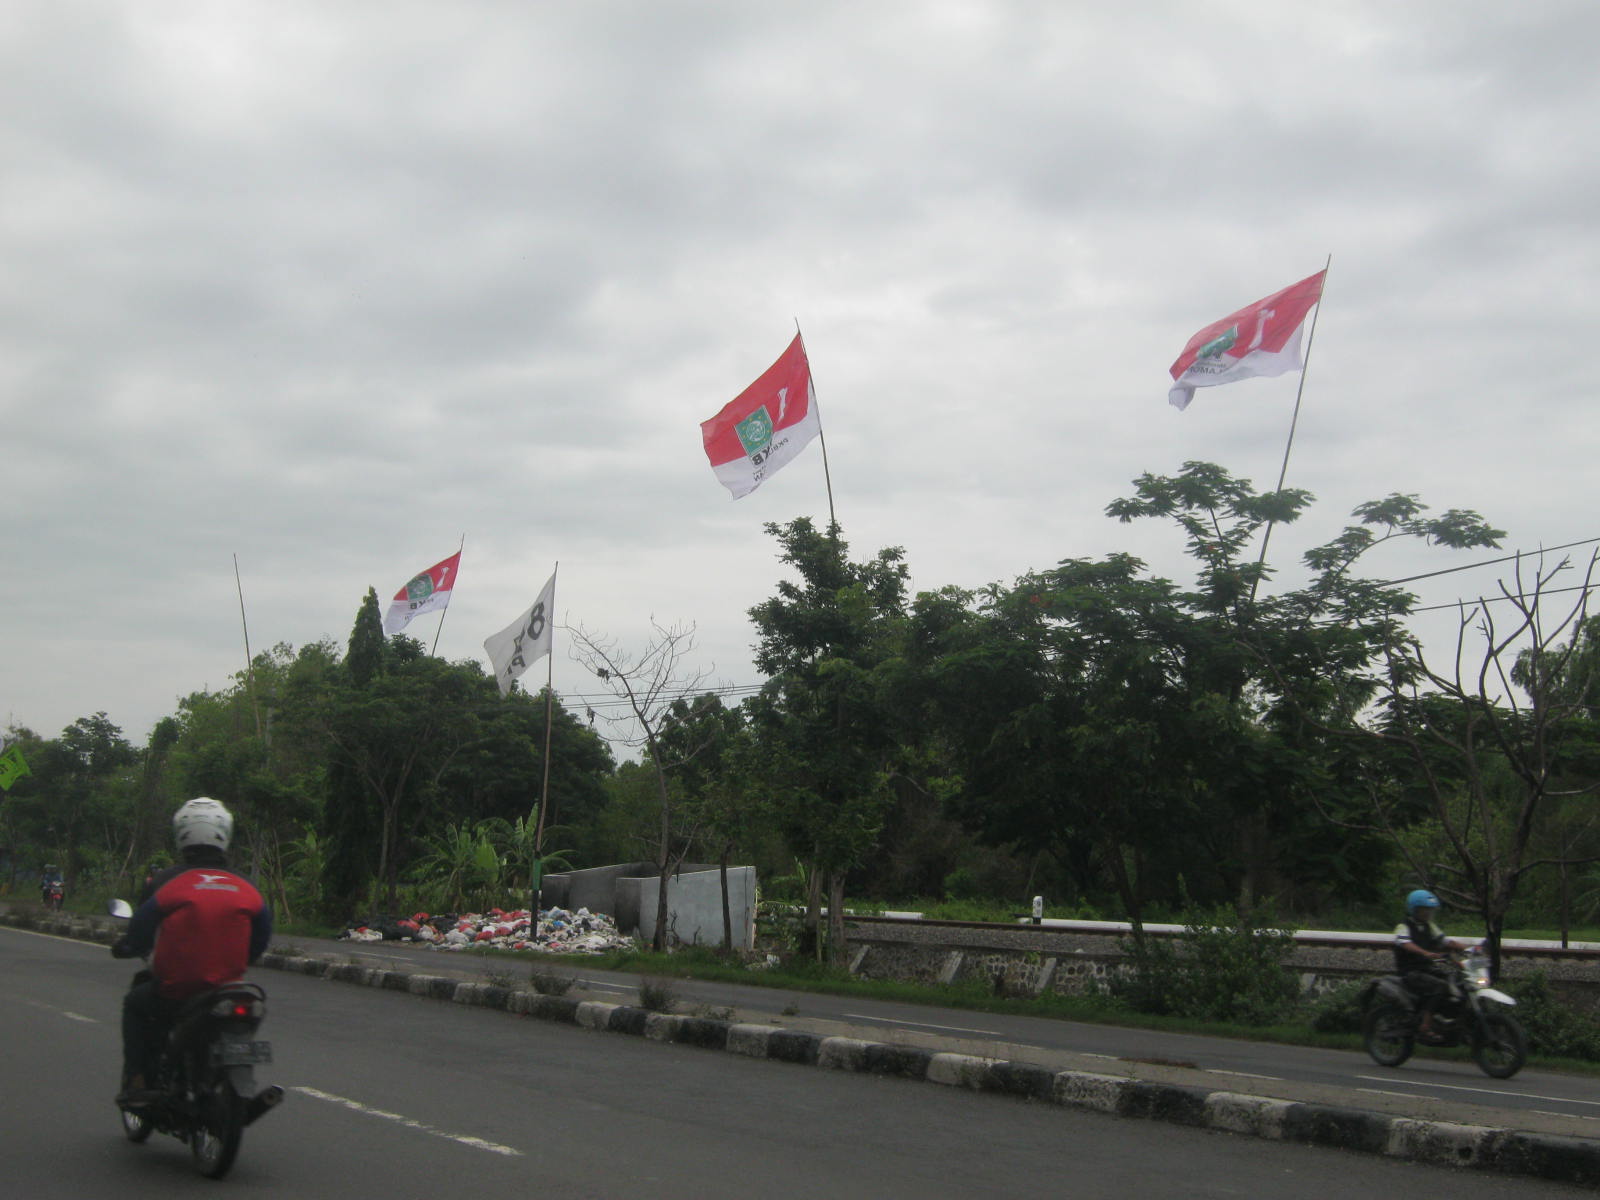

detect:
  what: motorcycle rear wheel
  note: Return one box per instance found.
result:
[1473,1011,1527,1080]
[190,1079,245,1179]
[1362,1003,1414,1067]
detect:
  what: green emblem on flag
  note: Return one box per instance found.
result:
[405,573,436,602]
[735,406,775,455]
[0,745,31,791]
[1197,324,1239,359]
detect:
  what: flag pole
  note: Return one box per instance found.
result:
[533,561,558,924]
[795,322,838,532]
[430,532,465,657]
[1250,255,1332,602]
[232,554,263,739]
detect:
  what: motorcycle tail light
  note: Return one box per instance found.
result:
[212,996,263,1020]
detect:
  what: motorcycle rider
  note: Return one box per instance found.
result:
[39,863,63,906]
[1393,888,1471,1043]
[112,798,273,1107]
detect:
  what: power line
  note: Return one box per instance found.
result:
[1379,536,1600,587]
[1410,580,1600,616]
[558,681,767,711]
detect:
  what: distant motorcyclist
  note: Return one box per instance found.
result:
[1393,888,1472,1042]
[112,798,272,1107]
[40,863,63,906]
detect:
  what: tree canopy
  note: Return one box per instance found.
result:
[7,460,1588,975]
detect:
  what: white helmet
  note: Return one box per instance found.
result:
[173,797,233,852]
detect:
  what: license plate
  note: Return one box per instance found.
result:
[211,1039,272,1066]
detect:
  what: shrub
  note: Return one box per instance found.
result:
[1305,980,1367,1034]
[637,977,677,1013]
[1108,907,1299,1026]
[529,966,574,996]
[1107,933,1186,1016]
[1180,910,1298,1025]
[1502,972,1600,1061]
[941,867,985,902]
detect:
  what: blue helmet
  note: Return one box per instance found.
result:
[1406,889,1440,912]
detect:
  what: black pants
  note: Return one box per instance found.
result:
[1402,969,1450,1017]
[121,975,178,1084]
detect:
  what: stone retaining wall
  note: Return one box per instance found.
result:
[844,921,1600,1014]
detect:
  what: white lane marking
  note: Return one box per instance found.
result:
[1208,1070,1281,1081]
[840,1013,1002,1036]
[292,1086,522,1157]
[1353,1074,1600,1109]
[1358,1088,1423,1099]
[9,995,102,1024]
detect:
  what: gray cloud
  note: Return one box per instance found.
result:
[4,1,1597,745]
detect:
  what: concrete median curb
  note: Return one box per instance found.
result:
[250,949,1600,1187]
[7,908,1598,1188]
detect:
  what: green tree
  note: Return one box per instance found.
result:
[168,641,331,913]
[432,686,613,839]
[22,713,141,888]
[925,557,1231,926]
[130,717,181,877]
[321,653,484,909]
[747,518,908,963]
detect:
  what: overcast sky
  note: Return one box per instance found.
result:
[5,2,1597,752]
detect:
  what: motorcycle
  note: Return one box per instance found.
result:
[108,899,284,1178]
[1361,946,1527,1079]
[42,880,64,911]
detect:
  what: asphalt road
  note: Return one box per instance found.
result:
[325,934,1600,1130]
[3,925,1593,1199]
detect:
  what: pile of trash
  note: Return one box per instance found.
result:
[341,906,635,955]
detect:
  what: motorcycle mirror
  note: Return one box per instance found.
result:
[107,898,134,919]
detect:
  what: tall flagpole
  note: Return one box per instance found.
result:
[232,554,263,739]
[1250,255,1332,603]
[533,560,558,922]
[430,532,465,656]
[796,322,838,532]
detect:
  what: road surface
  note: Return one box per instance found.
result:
[2,925,1591,1198]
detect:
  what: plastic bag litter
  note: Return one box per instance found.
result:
[341,906,634,955]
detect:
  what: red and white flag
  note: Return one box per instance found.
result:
[1168,271,1326,410]
[701,334,820,499]
[382,550,462,636]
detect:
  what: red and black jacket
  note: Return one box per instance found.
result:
[120,858,272,1000]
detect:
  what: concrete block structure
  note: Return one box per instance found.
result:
[541,861,756,950]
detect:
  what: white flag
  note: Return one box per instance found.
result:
[484,572,556,697]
